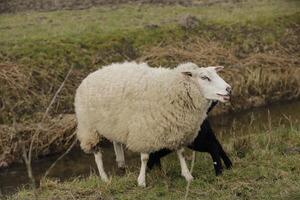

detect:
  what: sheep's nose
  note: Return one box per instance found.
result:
[226,86,232,94]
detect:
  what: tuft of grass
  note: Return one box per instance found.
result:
[6,124,300,200]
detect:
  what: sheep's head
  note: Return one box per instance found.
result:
[177,63,232,103]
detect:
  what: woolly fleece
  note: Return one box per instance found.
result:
[75,62,210,153]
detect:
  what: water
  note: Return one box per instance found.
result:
[1,101,300,196]
[211,100,300,137]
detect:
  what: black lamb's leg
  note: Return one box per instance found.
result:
[147,149,172,170]
[209,143,223,176]
[216,140,232,169]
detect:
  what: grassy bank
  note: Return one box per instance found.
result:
[6,124,300,200]
[1,0,298,43]
[0,0,300,170]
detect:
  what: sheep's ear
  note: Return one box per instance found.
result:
[181,71,192,77]
[213,66,224,72]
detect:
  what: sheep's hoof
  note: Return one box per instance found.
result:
[137,177,146,187]
[100,174,109,182]
[182,172,194,182]
[138,181,146,187]
[117,161,126,169]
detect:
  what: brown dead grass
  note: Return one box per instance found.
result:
[0,64,78,167]
[0,114,76,168]
[0,63,84,124]
[0,63,52,124]
[139,37,300,114]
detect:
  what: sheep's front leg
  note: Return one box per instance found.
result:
[177,148,193,182]
[94,151,109,182]
[209,143,223,176]
[137,153,149,187]
[113,141,125,168]
[216,140,232,169]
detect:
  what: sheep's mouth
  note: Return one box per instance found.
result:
[217,93,230,101]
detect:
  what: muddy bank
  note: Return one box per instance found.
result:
[0,115,76,168]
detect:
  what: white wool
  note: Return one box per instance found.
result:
[176,62,199,71]
[75,61,210,153]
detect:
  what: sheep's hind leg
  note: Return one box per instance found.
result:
[113,141,125,169]
[177,148,193,182]
[94,151,109,182]
[137,153,149,187]
[147,148,173,170]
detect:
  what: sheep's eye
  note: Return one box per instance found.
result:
[201,76,211,81]
[182,72,192,77]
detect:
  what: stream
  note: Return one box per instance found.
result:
[1,101,300,196]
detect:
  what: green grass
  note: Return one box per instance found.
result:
[0,0,299,43]
[7,124,300,200]
[0,0,300,65]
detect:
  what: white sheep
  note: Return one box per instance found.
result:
[75,61,231,186]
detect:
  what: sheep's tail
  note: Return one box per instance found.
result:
[77,126,101,153]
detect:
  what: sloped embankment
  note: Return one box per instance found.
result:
[1,33,299,167]
[0,114,76,168]
[0,1,299,168]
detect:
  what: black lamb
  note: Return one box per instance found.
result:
[147,101,232,176]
